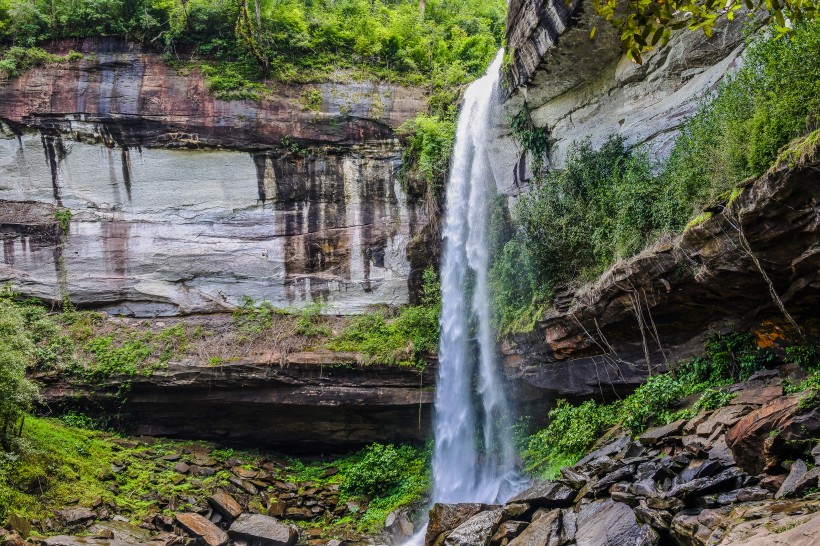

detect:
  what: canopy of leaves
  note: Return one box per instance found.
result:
[0,0,505,85]
[592,0,818,64]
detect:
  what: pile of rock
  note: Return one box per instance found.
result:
[426,374,820,546]
[1,447,360,546]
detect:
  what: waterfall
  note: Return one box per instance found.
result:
[432,49,522,505]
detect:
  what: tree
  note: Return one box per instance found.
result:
[235,0,270,72]
[0,293,39,451]
[592,0,819,63]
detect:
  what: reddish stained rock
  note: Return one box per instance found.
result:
[0,44,425,150]
[175,513,228,546]
[730,386,783,406]
[726,396,820,475]
[208,490,243,520]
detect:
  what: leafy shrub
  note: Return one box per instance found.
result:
[522,399,617,475]
[294,299,331,337]
[785,343,820,370]
[327,267,439,366]
[693,388,735,412]
[0,46,79,79]
[398,114,456,193]
[341,443,421,497]
[662,20,820,214]
[0,297,39,450]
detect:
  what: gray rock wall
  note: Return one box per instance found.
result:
[0,126,424,315]
[494,0,747,195]
[0,42,430,315]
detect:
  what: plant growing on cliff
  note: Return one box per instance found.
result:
[662,20,820,213]
[521,332,773,474]
[327,268,440,367]
[591,0,818,64]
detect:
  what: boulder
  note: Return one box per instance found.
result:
[175,513,229,546]
[695,405,756,438]
[443,508,504,546]
[575,499,659,546]
[591,466,635,494]
[507,509,561,546]
[55,507,97,525]
[775,460,809,499]
[727,397,820,474]
[208,490,244,520]
[492,521,528,544]
[385,509,415,541]
[639,420,687,446]
[730,386,783,406]
[666,468,744,502]
[507,481,576,507]
[713,508,820,545]
[228,513,297,546]
[425,504,495,546]
[7,514,31,538]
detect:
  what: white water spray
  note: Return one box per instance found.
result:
[431,49,522,505]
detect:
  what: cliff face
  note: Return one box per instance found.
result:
[38,351,435,453]
[0,39,430,315]
[502,143,820,404]
[492,0,746,193]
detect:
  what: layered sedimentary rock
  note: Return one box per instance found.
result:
[493,0,746,191]
[502,143,820,403]
[38,351,436,452]
[0,39,429,315]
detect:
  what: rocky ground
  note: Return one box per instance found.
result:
[0,432,410,546]
[424,369,820,546]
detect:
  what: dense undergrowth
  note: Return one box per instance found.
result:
[0,415,428,537]
[519,333,820,479]
[491,20,820,334]
[0,0,504,115]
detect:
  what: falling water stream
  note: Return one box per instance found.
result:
[432,48,522,505]
[402,48,523,546]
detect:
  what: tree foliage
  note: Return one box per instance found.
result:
[592,0,819,63]
[0,288,39,451]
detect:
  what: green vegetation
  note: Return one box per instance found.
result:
[662,21,820,210]
[327,268,440,367]
[0,46,82,79]
[0,0,505,86]
[591,0,818,64]
[520,332,788,478]
[398,114,456,193]
[0,414,427,536]
[0,417,231,522]
[0,291,39,451]
[337,443,430,532]
[496,21,820,334]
